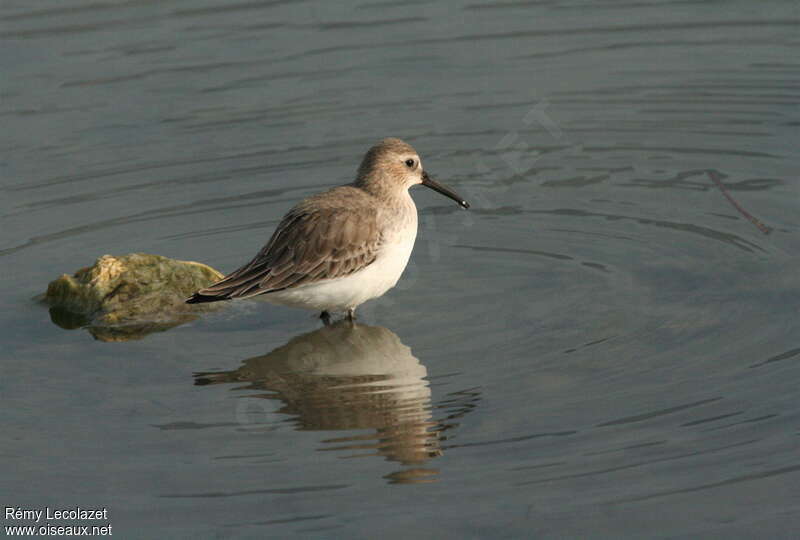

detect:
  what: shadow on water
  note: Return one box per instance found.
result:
[194,321,479,485]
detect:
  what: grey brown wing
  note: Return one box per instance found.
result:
[187,206,382,302]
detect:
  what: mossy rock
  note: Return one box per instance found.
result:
[44,253,224,340]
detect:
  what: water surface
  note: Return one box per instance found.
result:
[2,0,800,538]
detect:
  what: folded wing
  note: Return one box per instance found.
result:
[186,201,382,303]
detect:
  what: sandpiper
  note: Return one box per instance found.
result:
[186,138,469,323]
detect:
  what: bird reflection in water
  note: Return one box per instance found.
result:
[195,322,476,484]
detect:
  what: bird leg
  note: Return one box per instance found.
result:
[320,311,332,326]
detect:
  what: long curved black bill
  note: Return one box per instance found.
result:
[421,171,470,209]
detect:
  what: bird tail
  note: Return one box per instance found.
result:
[185,290,231,304]
[186,259,269,304]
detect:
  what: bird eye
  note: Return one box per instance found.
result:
[405,158,415,168]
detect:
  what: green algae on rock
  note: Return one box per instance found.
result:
[44,253,224,341]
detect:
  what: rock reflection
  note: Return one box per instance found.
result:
[195,322,446,484]
[48,304,195,342]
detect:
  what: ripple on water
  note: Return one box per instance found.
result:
[3,0,800,536]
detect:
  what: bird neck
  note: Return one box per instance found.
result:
[355,174,410,207]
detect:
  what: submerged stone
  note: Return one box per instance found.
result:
[44,253,224,341]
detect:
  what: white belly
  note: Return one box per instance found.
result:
[260,215,417,312]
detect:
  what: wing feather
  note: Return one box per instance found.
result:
[190,195,383,302]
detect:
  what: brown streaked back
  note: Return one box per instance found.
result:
[186,186,384,303]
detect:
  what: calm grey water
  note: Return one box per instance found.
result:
[2,0,800,538]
